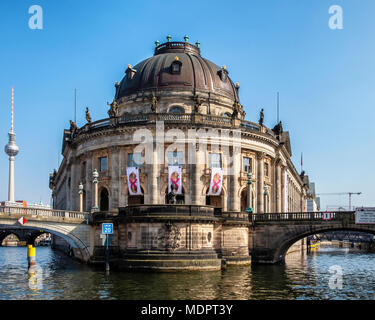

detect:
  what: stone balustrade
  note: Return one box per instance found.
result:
[0,204,89,223]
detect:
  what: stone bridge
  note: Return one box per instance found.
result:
[2,204,374,268]
[249,211,375,264]
[0,205,93,262]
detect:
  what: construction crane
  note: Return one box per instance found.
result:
[316,192,362,211]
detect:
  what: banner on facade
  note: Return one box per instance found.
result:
[126,167,142,195]
[284,172,288,213]
[168,166,182,195]
[208,167,223,196]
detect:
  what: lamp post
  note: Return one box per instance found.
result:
[92,169,99,211]
[264,185,268,213]
[245,172,253,223]
[78,182,84,212]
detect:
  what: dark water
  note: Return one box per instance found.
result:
[0,246,375,300]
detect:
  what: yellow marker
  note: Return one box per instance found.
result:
[27,245,36,267]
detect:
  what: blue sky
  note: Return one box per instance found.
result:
[0,0,374,210]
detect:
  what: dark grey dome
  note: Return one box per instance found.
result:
[116,41,240,102]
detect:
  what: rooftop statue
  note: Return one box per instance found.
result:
[194,95,202,113]
[232,101,241,119]
[259,108,264,126]
[69,120,78,133]
[85,107,92,124]
[151,94,158,112]
[107,99,119,118]
[272,121,283,136]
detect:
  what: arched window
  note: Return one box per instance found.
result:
[100,188,109,211]
[168,106,185,113]
[223,112,232,118]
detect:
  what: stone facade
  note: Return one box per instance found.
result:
[49,40,309,270]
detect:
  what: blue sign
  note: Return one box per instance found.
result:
[102,223,113,234]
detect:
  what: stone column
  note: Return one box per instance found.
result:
[70,159,79,211]
[229,144,241,212]
[110,146,120,210]
[149,144,159,204]
[78,182,83,212]
[65,162,71,211]
[280,166,286,213]
[256,152,265,213]
[191,145,204,205]
[92,169,99,210]
[276,163,282,212]
[85,152,93,211]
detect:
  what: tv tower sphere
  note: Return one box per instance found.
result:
[5,132,19,157]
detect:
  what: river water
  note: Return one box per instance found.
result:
[0,246,374,300]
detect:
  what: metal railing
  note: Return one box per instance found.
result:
[250,211,355,223]
[0,205,89,222]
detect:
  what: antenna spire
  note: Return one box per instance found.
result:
[277,91,279,123]
[11,86,14,133]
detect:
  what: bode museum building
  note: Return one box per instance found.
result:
[49,38,310,270]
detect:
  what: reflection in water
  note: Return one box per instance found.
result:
[0,246,374,300]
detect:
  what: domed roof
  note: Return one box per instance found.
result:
[116,41,240,102]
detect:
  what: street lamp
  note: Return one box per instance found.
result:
[245,172,253,214]
[92,169,99,211]
[264,185,268,213]
[78,182,84,212]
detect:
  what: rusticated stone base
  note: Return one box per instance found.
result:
[118,252,222,271]
[222,255,251,266]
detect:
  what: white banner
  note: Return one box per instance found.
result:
[126,167,142,195]
[355,209,375,224]
[168,166,182,194]
[284,171,288,213]
[208,167,223,196]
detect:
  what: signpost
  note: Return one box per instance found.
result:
[101,223,113,272]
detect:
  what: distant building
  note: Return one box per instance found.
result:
[306,182,319,212]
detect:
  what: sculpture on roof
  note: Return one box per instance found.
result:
[85,107,92,124]
[259,108,264,126]
[107,99,119,118]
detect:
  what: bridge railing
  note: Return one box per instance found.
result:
[250,211,355,223]
[0,205,89,221]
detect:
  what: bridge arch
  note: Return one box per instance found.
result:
[276,227,375,263]
[0,222,91,262]
[0,231,21,245]
[251,215,375,264]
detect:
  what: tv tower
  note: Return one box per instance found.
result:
[4,87,19,203]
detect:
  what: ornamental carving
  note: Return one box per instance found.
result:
[157,222,181,251]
